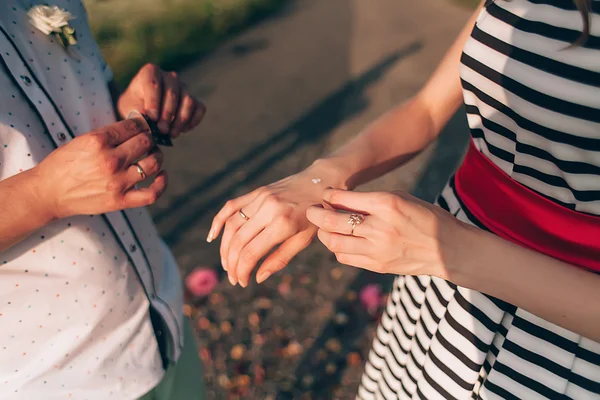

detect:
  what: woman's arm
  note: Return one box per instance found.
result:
[454,225,600,342]
[210,4,484,286]
[307,189,600,342]
[308,3,481,190]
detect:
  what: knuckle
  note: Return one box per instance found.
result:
[106,177,124,194]
[142,63,158,74]
[137,133,153,151]
[223,200,236,213]
[328,191,343,205]
[382,193,400,210]
[101,154,121,174]
[239,248,257,265]
[87,133,107,150]
[335,253,348,265]
[273,215,293,229]
[145,155,161,175]
[169,71,178,79]
[145,191,158,205]
[270,257,289,271]
[121,119,142,135]
[323,213,339,231]
[326,235,341,252]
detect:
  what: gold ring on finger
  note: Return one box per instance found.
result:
[239,209,250,221]
[348,213,364,235]
[132,162,146,180]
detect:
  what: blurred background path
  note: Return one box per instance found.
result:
[148,0,473,397]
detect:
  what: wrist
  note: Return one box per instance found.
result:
[305,158,352,191]
[442,219,483,286]
[26,166,62,222]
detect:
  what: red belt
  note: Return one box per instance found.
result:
[454,140,600,272]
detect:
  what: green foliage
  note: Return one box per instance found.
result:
[84,0,288,87]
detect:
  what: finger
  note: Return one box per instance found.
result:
[333,253,377,271]
[170,90,196,138]
[122,171,168,208]
[141,64,163,122]
[317,230,371,255]
[220,215,245,280]
[158,71,181,134]
[95,118,150,148]
[220,193,268,281]
[208,188,264,242]
[226,207,272,281]
[116,131,155,166]
[125,148,164,187]
[322,189,388,214]
[234,219,297,288]
[182,100,206,132]
[256,229,314,284]
[306,206,371,237]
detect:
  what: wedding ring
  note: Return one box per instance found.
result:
[132,162,146,180]
[348,213,365,235]
[239,209,250,221]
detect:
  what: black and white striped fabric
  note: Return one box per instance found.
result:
[357,1,600,399]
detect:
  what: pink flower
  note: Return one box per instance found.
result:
[185,268,218,298]
[359,284,382,315]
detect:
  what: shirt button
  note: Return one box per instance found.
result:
[156,330,162,337]
[57,132,66,141]
[20,75,32,86]
[129,244,137,252]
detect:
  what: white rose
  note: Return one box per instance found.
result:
[28,5,74,36]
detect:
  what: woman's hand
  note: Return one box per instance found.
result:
[208,173,335,287]
[306,189,466,279]
[34,119,167,219]
[116,64,206,138]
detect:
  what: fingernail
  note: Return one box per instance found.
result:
[228,274,237,286]
[147,110,159,121]
[158,121,170,134]
[239,280,247,288]
[220,257,227,271]
[257,271,271,284]
[206,231,214,243]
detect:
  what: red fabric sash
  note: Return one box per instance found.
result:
[454,140,600,272]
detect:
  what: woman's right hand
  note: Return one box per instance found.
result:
[34,119,167,219]
[209,172,336,287]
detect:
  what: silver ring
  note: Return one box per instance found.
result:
[132,162,146,180]
[239,209,250,221]
[348,213,364,235]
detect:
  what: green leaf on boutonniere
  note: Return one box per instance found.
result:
[57,25,77,48]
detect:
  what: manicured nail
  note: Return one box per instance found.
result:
[158,121,170,134]
[147,109,159,121]
[256,271,271,284]
[206,231,214,243]
[220,258,227,271]
[228,274,237,286]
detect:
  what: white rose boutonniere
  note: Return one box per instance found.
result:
[28,5,77,48]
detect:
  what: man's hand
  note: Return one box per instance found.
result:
[34,119,167,219]
[116,64,206,139]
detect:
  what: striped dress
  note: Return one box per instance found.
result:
[357,1,600,399]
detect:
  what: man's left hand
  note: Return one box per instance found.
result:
[117,63,206,138]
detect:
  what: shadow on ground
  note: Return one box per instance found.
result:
[157,42,422,247]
